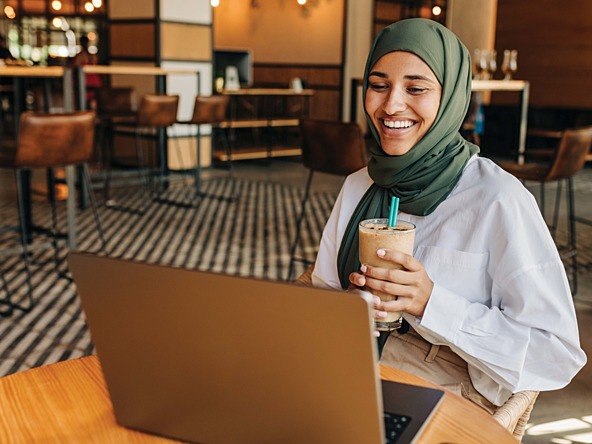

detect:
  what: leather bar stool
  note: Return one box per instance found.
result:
[500,126,592,295]
[0,111,105,316]
[104,93,179,213]
[286,119,368,282]
[96,87,138,181]
[178,95,235,202]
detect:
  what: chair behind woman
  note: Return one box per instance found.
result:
[286,119,368,281]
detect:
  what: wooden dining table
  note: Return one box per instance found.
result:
[0,355,516,443]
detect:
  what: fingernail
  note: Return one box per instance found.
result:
[376,310,387,318]
[360,264,367,273]
[377,249,385,257]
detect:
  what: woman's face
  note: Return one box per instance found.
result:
[365,51,442,156]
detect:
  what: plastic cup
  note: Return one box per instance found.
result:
[359,218,416,331]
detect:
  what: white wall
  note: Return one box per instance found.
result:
[342,0,372,124]
[160,0,212,24]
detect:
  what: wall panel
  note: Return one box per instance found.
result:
[496,0,592,109]
[161,23,212,61]
[110,22,155,59]
[109,0,155,19]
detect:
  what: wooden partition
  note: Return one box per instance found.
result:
[495,0,592,110]
[253,63,341,121]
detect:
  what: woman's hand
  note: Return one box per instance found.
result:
[348,249,434,318]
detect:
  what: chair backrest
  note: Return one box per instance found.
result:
[492,390,539,441]
[299,119,368,176]
[546,126,592,181]
[137,94,179,127]
[16,111,96,168]
[97,87,137,115]
[189,95,229,124]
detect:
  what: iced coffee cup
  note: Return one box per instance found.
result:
[358,218,416,331]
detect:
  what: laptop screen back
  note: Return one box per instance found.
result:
[69,252,385,444]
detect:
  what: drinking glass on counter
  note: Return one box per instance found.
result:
[487,49,497,79]
[473,48,488,79]
[502,49,518,80]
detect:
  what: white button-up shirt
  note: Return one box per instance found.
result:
[312,155,587,406]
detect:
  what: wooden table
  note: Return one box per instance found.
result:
[0,355,516,443]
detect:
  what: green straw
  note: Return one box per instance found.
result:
[388,196,399,228]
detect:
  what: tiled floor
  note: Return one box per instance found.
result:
[1,158,591,444]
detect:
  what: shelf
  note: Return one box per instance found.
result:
[214,146,302,162]
[218,118,299,129]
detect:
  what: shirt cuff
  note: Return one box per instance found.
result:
[418,283,468,342]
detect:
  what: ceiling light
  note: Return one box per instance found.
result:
[4,6,15,19]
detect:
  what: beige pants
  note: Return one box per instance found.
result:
[380,327,499,415]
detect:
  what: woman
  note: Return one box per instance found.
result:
[311,18,586,413]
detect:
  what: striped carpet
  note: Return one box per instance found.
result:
[0,177,337,377]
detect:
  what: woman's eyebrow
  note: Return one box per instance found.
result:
[368,70,387,78]
[404,74,436,83]
[368,71,436,84]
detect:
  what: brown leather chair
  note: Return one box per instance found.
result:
[0,111,105,316]
[96,87,138,164]
[97,86,138,121]
[286,119,368,281]
[104,93,179,213]
[179,95,234,201]
[500,126,592,295]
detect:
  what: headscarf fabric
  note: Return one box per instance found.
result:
[337,18,479,289]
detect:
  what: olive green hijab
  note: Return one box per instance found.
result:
[337,18,479,289]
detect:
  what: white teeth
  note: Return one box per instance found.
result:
[383,120,414,129]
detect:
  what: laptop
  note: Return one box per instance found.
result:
[69,252,444,444]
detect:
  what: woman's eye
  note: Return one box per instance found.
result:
[369,82,388,91]
[408,87,427,94]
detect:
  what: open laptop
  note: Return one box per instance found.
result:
[69,252,444,444]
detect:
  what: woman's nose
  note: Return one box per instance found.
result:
[383,88,406,115]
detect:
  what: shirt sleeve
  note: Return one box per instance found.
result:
[416,185,587,404]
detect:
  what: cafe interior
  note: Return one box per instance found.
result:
[0,0,591,442]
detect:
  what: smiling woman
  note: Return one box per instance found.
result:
[310,17,586,417]
[365,51,441,156]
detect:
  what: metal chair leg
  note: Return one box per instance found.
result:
[82,163,107,252]
[567,177,578,296]
[286,170,314,282]
[105,127,151,215]
[188,124,236,203]
[550,180,562,240]
[6,169,36,314]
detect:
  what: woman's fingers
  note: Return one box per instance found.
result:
[359,249,434,317]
